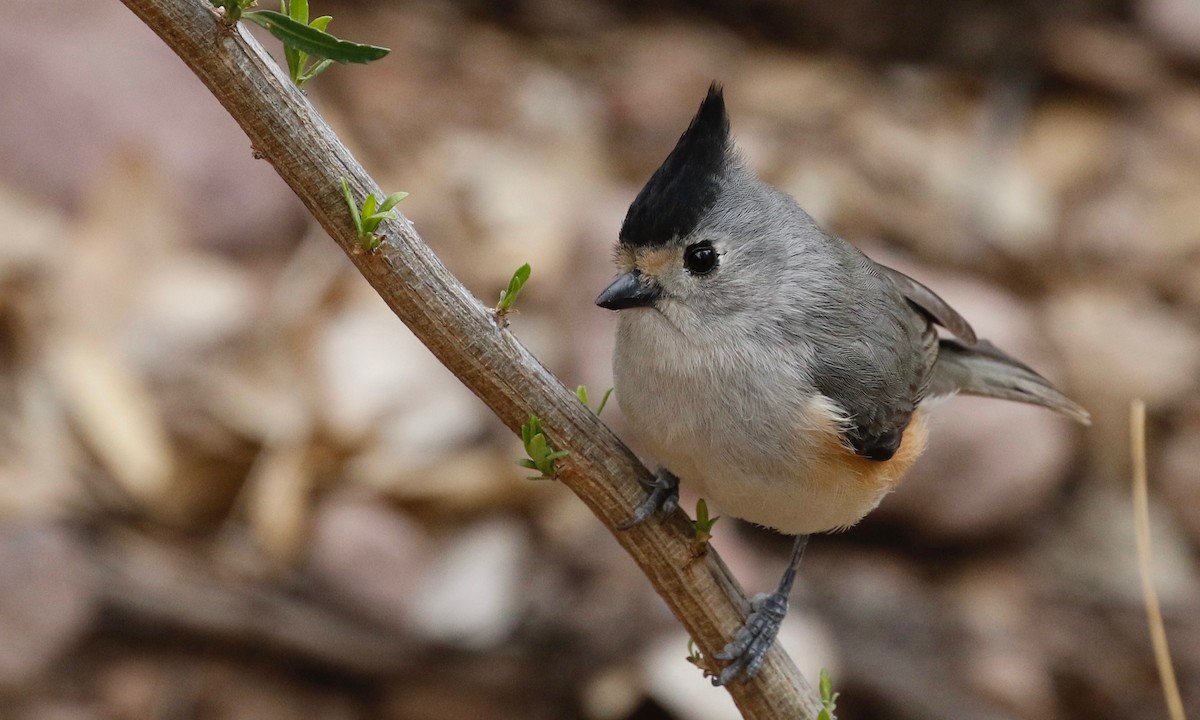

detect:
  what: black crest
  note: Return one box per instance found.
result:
[619,83,731,247]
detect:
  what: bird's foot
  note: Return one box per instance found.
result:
[711,590,789,686]
[616,468,680,530]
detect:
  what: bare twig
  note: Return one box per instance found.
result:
[1130,400,1187,720]
[116,0,821,716]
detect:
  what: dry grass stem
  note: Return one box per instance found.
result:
[1131,399,1187,720]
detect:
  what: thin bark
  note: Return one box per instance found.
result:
[117,1,822,716]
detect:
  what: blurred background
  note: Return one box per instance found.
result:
[1,0,1199,718]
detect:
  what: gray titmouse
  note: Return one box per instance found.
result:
[596,84,1089,686]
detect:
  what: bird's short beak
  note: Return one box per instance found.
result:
[595,270,661,310]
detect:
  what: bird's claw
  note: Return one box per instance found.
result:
[711,590,788,686]
[616,468,680,530]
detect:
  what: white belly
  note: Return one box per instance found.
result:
[613,310,922,535]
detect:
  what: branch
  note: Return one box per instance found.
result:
[117,1,822,716]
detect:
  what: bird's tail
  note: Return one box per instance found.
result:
[930,338,1091,424]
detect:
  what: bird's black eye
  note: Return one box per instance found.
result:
[683,241,718,276]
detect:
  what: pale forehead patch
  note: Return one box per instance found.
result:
[616,245,679,277]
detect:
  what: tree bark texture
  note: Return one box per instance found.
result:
[116,1,823,717]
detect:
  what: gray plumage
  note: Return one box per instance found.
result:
[929,338,1091,424]
[604,86,1087,483]
[596,84,1089,686]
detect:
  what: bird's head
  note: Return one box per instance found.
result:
[597,84,792,331]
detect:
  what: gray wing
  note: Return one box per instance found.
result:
[808,258,944,462]
[874,264,977,344]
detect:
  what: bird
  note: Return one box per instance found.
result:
[595,83,1089,686]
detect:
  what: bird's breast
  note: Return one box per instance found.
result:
[612,312,928,534]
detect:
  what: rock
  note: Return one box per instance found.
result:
[737,54,866,131]
[397,118,606,306]
[965,143,1058,260]
[1020,100,1117,207]
[314,285,518,510]
[1138,0,1200,61]
[0,374,85,520]
[845,94,985,263]
[1044,286,1200,478]
[639,616,838,720]
[945,560,1061,718]
[93,654,170,720]
[353,443,531,515]
[579,665,642,720]
[1145,86,1200,158]
[0,188,61,281]
[0,1,304,252]
[123,253,260,370]
[96,652,361,720]
[10,701,97,720]
[1059,96,1200,271]
[406,518,529,648]
[245,442,314,567]
[1040,484,1199,607]
[807,549,1018,720]
[0,523,97,690]
[306,491,433,634]
[524,504,668,672]
[47,333,174,511]
[380,667,535,720]
[313,285,488,446]
[639,631,741,720]
[608,26,739,143]
[1042,23,1168,95]
[1155,410,1200,547]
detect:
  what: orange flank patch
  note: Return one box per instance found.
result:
[806,410,929,532]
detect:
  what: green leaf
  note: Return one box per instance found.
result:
[818,668,839,719]
[361,193,378,219]
[509,263,531,295]
[576,385,589,405]
[364,213,394,230]
[287,0,308,24]
[691,498,718,546]
[497,263,531,312]
[242,10,391,64]
[275,4,335,87]
[528,434,548,459]
[595,387,614,416]
[298,58,334,85]
[340,177,362,234]
[284,44,303,82]
[518,415,562,478]
[378,191,409,213]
